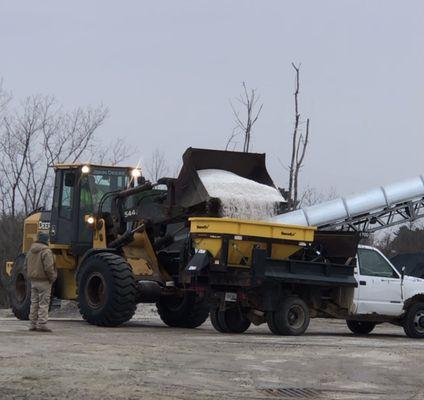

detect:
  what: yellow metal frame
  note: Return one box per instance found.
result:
[190,217,315,241]
[190,217,316,268]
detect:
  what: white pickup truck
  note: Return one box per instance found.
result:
[344,245,424,338]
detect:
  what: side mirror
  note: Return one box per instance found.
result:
[401,266,406,280]
[64,172,76,187]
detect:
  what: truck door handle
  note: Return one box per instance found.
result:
[359,281,366,286]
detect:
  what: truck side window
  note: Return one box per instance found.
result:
[358,248,399,278]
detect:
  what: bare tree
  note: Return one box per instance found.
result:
[286,63,310,210]
[229,82,263,152]
[145,148,169,182]
[225,127,239,151]
[0,95,108,216]
[0,79,12,116]
[95,137,137,166]
[299,186,337,207]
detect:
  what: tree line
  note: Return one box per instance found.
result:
[0,81,133,305]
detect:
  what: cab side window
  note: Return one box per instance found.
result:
[59,172,74,219]
[358,248,399,278]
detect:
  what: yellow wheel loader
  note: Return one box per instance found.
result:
[5,148,285,327]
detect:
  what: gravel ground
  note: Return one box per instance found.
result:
[0,304,423,400]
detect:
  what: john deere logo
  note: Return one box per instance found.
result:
[281,231,295,236]
[196,224,209,229]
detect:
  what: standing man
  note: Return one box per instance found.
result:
[25,231,57,332]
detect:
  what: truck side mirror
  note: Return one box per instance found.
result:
[401,266,406,280]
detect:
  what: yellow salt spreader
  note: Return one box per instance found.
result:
[182,217,359,335]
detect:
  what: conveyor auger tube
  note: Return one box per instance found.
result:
[272,175,424,233]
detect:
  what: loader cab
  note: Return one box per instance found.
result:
[49,164,136,255]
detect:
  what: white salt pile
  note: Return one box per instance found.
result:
[197,169,285,220]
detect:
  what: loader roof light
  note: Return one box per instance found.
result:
[81,165,90,174]
[87,216,95,225]
[131,168,142,178]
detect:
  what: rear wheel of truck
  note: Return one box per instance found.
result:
[210,307,251,333]
[267,297,310,336]
[77,253,137,327]
[157,292,209,328]
[346,320,376,335]
[403,302,424,338]
[9,254,31,320]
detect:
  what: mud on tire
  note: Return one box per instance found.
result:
[9,254,31,320]
[77,252,137,327]
[157,291,209,328]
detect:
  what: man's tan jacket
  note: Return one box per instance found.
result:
[25,242,57,283]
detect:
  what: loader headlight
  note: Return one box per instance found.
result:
[131,168,142,178]
[86,216,95,225]
[81,165,90,174]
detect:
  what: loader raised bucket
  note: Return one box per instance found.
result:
[173,147,281,213]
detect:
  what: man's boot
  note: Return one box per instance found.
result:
[37,325,52,332]
[28,324,37,332]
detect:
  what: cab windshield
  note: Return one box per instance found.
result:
[80,168,129,213]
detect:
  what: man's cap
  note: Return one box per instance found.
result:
[37,231,50,244]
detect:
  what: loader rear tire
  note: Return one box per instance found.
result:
[267,296,310,336]
[9,254,31,320]
[77,252,136,327]
[210,308,227,333]
[157,292,209,328]
[210,307,251,334]
[346,320,376,335]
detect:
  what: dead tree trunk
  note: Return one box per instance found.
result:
[287,63,310,210]
[229,82,263,153]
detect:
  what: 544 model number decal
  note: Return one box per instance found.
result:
[124,209,137,219]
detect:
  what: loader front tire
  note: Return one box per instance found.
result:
[77,253,136,327]
[9,254,31,320]
[157,292,209,328]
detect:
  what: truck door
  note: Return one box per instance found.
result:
[355,247,403,316]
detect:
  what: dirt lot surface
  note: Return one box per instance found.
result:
[1,305,423,400]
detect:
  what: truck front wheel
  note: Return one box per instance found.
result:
[267,296,310,336]
[346,320,376,335]
[403,302,424,338]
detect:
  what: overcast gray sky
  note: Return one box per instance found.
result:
[1,1,423,197]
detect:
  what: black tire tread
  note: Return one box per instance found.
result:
[157,292,209,328]
[77,252,136,327]
[403,302,424,339]
[210,308,228,333]
[9,254,31,321]
[269,296,310,336]
[346,320,376,335]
